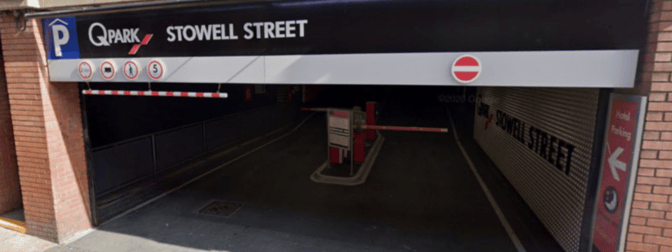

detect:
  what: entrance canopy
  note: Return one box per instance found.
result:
[43,0,647,87]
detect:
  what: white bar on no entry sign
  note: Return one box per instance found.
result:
[452,66,481,71]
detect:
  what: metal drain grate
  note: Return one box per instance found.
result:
[198,201,242,217]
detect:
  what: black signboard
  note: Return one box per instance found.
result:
[60,0,648,58]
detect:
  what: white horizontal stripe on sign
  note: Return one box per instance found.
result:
[48,50,639,88]
[452,66,482,71]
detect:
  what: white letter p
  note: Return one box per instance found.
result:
[52,25,69,57]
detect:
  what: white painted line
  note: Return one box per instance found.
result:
[447,110,526,252]
[99,112,316,226]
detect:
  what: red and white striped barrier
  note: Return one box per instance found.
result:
[301,107,447,133]
[82,90,228,98]
[300,107,328,112]
[353,125,448,133]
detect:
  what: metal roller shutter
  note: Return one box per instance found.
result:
[473,87,600,252]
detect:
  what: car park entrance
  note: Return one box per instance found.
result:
[0,1,660,252]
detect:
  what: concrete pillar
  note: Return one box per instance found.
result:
[0,15,91,243]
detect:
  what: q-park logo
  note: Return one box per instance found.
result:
[88,22,153,55]
[44,17,80,59]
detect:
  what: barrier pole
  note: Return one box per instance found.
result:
[354,125,448,133]
[300,107,328,112]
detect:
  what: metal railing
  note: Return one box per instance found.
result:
[92,104,296,197]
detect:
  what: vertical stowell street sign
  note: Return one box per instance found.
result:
[591,93,647,252]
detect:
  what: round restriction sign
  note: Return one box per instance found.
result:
[78,60,94,80]
[100,60,117,80]
[451,55,482,84]
[603,186,618,213]
[147,59,165,81]
[123,60,140,80]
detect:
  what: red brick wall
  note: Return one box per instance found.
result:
[0,15,91,242]
[0,31,21,215]
[626,1,672,251]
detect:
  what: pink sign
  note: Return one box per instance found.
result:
[592,100,640,252]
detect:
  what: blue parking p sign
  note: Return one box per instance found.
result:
[44,17,80,60]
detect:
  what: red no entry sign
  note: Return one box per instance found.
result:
[451,55,482,84]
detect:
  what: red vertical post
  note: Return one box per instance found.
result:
[366,101,377,141]
[329,146,342,164]
[354,131,366,163]
[244,86,252,101]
